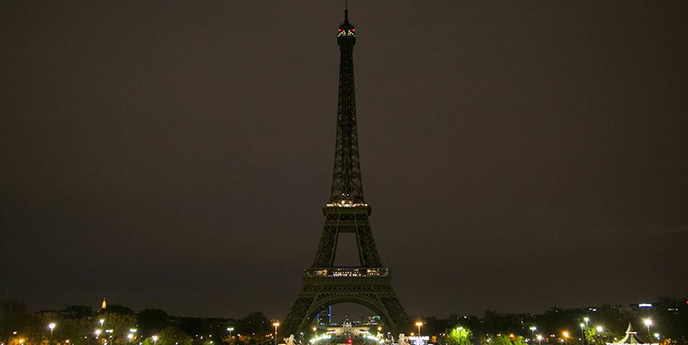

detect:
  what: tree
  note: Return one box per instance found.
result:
[585,327,615,345]
[489,335,512,345]
[102,313,137,340]
[0,299,30,343]
[53,319,88,345]
[237,312,270,336]
[511,336,527,345]
[158,327,192,345]
[138,310,170,337]
[178,318,204,339]
[103,305,135,316]
[446,326,472,345]
[426,317,452,338]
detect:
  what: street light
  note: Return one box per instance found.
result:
[273,322,280,345]
[643,319,652,338]
[415,321,423,345]
[49,323,56,345]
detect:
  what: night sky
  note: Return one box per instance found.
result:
[2,1,687,320]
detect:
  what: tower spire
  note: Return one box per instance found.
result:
[345,0,349,22]
[330,8,362,206]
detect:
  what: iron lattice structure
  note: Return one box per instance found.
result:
[282,10,410,338]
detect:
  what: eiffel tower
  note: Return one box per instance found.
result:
[282,9,410,338]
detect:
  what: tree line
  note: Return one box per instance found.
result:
[0,299,273,345]
[2,297,686,345]
[424,297,687,345]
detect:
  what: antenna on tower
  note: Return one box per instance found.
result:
[344,0,349,22]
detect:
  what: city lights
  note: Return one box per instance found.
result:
[309,334,331,344]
